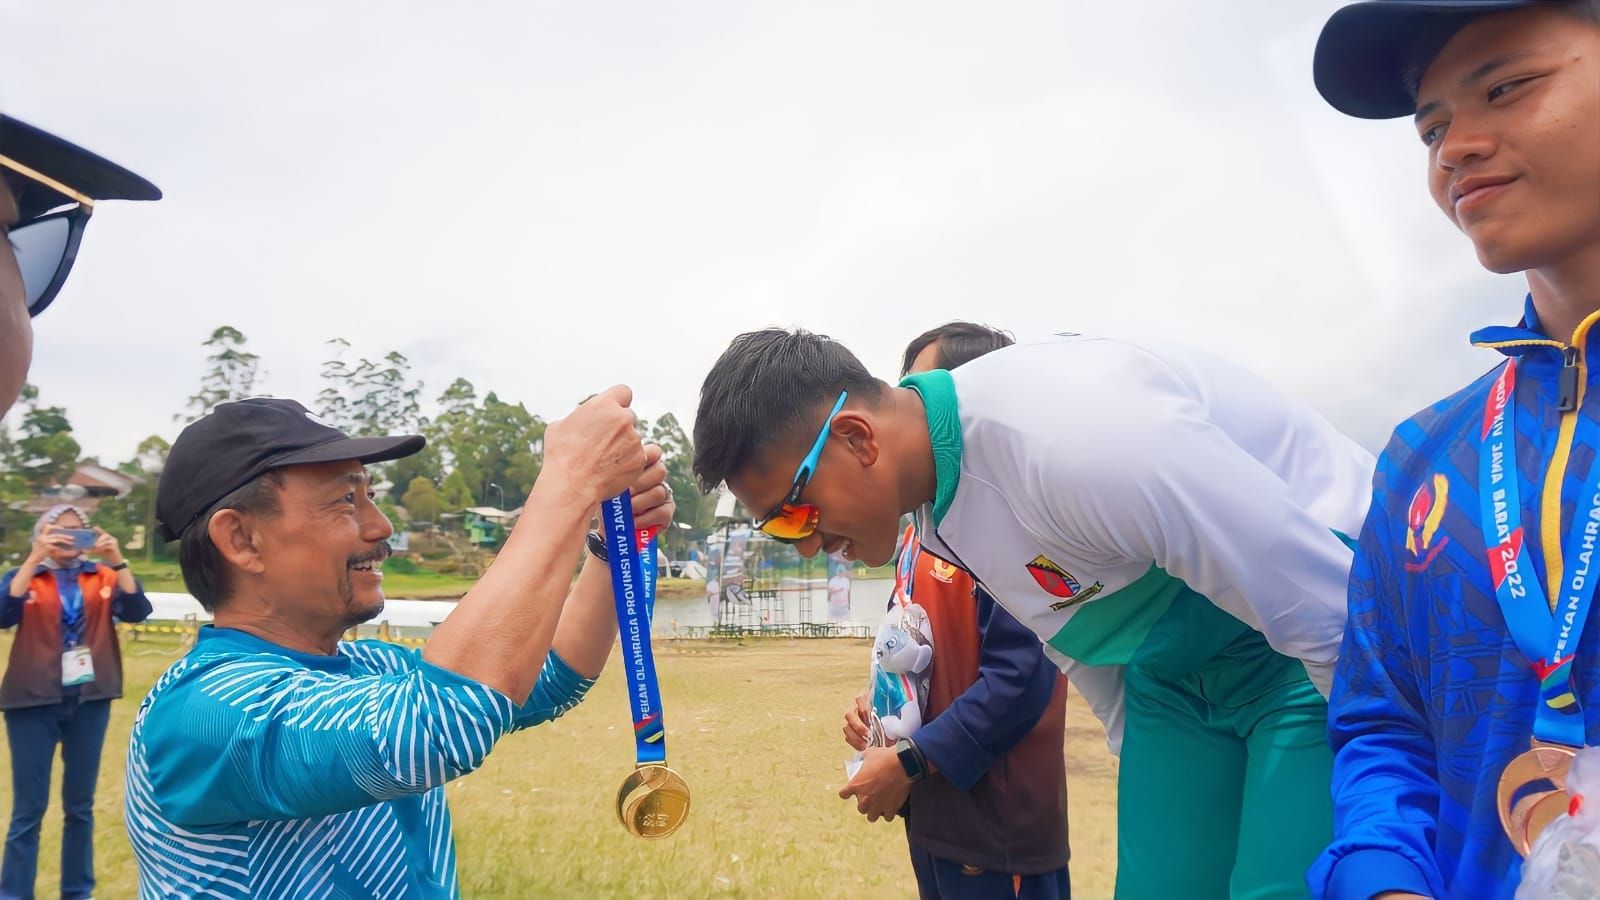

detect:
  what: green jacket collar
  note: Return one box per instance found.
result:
[899,370,962,525]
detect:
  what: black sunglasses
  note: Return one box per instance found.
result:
[1,154,94,318]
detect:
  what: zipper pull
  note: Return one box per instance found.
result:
[1559,347,1581,412]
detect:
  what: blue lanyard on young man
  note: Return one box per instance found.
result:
[1478,362,1599,746]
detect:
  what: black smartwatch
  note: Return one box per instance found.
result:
[109,562,130,571]
[585,530,607,562]
[894,738,927,783]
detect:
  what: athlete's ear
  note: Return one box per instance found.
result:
[831,411,879,468]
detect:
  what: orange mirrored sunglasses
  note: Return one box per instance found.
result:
[753,391,848,543]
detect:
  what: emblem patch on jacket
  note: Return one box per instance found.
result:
[1026,554,1102,609]
[1404,473,1450,573]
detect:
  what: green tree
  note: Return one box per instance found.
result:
[647,413,711,551]
[320,339,435,489]
[439,469,475,512]
[401,477,441,524]
[185,326,263,422]
[0,420,36,557]
[95,434,172,560]
[427,380,545,508]
[428,378,484,502]
[7,384,80,491]
[319,340,425,439]
[474,392,545,507]
[316,338,356,432]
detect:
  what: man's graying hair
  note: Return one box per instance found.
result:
[178,470,285,611]
[693,329,887,493]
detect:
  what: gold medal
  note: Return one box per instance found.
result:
[1496,739,1577,856]
[616,763,691,839]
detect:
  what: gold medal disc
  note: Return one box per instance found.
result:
[1496,740,1577,856]
[616,764,691,839]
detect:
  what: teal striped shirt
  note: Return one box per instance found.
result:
[125,626,592,898]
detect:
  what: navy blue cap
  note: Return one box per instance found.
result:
[1315,1,1535,119]
[0,114,161,219]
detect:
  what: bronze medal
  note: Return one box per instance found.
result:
[616,763,691,839]
[1496,739,1577,856]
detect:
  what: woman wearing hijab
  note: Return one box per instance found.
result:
[0,505,151,900]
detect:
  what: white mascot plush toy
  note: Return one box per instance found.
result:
[845,601,934,779]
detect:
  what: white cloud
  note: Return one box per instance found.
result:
[1,0,1529,462]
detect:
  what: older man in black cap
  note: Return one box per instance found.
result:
[0,115,160,416]
[124,389,666,898]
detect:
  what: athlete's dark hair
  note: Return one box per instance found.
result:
[899,321,1015,377]
[693,329,887,492]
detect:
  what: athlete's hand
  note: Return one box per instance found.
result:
[838,746,910,822]
[1373,894,1430,900]
[842,692,871,751]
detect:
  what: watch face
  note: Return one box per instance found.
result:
[897,742,924,781]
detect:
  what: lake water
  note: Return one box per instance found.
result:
[144,577,898,638]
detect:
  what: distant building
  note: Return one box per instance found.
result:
[460,507,518,547]
[16,463,142,515]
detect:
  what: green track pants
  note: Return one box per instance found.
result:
[1112,643,1333,899]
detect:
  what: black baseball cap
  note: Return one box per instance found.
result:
[1315,1,1536,119]
[0,114,162,219]
[156,398,424,542]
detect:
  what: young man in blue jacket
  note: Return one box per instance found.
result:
[1310,2,1600,897]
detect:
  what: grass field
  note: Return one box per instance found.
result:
[0,634,1119,898]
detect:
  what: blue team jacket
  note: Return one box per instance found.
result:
[1311,298,1600,899]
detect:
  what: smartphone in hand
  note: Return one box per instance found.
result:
[60,529,98,551]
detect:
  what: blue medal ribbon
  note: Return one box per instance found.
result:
[600,492,667,765]
[1478,361,1600,746]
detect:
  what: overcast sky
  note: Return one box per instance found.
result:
[3,0,1527,465]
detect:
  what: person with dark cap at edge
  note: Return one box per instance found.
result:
[1309,2,1600,898]
[0,116,157,900]
[840,322,1071,900]
[0,114,161,417]
[123,391,668,897]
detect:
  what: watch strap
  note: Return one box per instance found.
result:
[895,738,927,783]
[585,530,608,562]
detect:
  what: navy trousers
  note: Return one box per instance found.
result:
[1,696,111,900]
